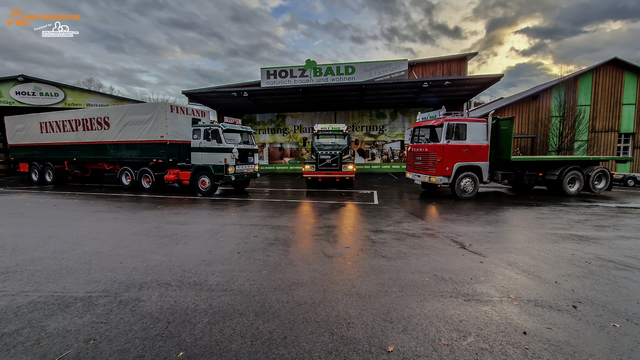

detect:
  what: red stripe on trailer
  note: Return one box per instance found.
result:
[8,140,191,146]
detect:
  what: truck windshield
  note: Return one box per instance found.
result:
[223,130,255,145]
[315,134,348,146]
[411,125,443,144]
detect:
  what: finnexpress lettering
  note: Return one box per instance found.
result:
[39,117,111,134]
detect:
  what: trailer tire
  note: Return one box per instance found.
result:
[138,168,156,192]
[194,171,218,196]
[625,176,636,187]
[586,167,610,194]
[450,172,479,199]
[118,167,136,190]
[232,179,251,191]
[29,164,43,184]
[559,170,584,196]
[43,164,57,185]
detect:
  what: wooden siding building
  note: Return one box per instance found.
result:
[470,57,640,173]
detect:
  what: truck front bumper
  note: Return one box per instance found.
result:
[303,171,355,180]
[221,171,260,183]
[406,172,448,185]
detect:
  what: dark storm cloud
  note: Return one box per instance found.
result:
[1,0,297,100]
[481,61,556,98]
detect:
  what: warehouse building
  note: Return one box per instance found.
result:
[183,52,503,172]
[470,57,640,173]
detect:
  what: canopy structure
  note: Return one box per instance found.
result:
[183,74,503,116]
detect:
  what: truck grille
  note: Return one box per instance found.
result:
[407,151,437,174]
[237,149,255,164]
[317,152,340,170]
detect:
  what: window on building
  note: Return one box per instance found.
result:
[617,133,633,157]
[446,123,467,141]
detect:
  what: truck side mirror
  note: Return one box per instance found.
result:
[303,137,308,147]
[354,139,360,146]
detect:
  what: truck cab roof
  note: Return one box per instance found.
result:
[193,123,255,132]
[409,116,487,128]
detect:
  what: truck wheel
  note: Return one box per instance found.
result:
[450,172,479,199]
[195,171,218,196]
[43,165,57,185]
[118,167,136,190]
[232,179,251,191]
[586,167,610,193]
[625,176,636,187]
[559,170,584,196]
[138,168,156,192]
[29,164,43,184]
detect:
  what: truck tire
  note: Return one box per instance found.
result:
[232,179,251,191]
[118,167,136,190]
[29,164,43,184]
[586,167,610,194]
[559,170,584,196]
[194,171,218,196]
[625,176,636,187]
[43,164,57,185]
[450,172,479,199]
[138,168,156,192]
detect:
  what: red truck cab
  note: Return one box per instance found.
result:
[405,116,490,198]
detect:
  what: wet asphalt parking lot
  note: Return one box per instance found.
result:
[1,173,639,359]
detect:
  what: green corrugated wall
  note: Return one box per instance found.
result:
[617,71,638,173]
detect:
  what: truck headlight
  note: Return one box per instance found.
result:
[342,163,355,171]
[227,165,235,174]
[254,164,259,171]
[304,164,315,171]
[406,172,411,178]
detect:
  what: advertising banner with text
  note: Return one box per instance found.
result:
[0,80,138,108]
[261,59,408,87]
[242,108,427,172]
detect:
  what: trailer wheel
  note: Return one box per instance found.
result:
[232,179,251,191]
[43,165,57,185]
[625,176,636,187]
[586,167,610,193]
[195,171,218,196]
[29,164,43,184]
[450,172,479,199]
[138,168,156,192]
[559,170,584,196]
[118,167,136,190]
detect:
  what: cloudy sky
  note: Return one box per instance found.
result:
[2,0,639,103]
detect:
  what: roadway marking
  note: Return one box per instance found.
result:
[0,187,379,205]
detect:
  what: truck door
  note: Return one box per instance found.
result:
[442,122,489,177]
[197,128,223,166]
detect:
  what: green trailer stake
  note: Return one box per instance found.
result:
[6,102,260,196]
[406,115,631,199]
